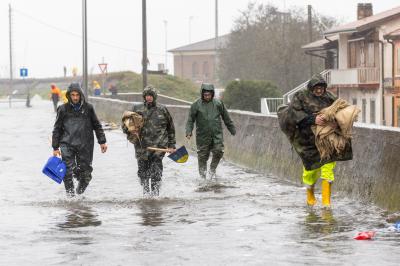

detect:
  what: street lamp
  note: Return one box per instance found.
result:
[188,16,194,43]
[82,0,88,98]
[163,20,168,72]
[142,0,148,88]
[214,0,218,84]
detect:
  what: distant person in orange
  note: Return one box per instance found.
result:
[50,84,61,112]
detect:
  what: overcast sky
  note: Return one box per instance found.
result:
[0,0,399,79]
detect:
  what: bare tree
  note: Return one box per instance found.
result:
[218,3,337,93]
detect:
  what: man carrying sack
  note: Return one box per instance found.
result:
[278,74,357,207]
[127,86,176,196]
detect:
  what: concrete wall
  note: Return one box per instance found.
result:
[90,97,400,212]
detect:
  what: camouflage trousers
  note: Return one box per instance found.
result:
[137,155,163,195]
[61,145,93,196]
[197,142,224,178]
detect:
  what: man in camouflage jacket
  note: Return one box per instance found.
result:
[280,74,352,207]
[132,86,176,196]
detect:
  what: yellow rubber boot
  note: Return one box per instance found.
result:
[306,186,317,206]
[321,179,331,207]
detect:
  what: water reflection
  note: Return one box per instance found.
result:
[57,203,102,229]
[304,208,338,236]
[137,199,164,227]
[194,181,236,193]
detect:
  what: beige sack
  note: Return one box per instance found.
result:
[121,111,144,144]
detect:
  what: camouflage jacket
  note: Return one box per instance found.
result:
[132,102,176,160]
[282,74,352,170]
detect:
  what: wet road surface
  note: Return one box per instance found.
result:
[1,99,399,265]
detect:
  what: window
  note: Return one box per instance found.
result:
[202,61,209,78]
[192,62,198,79]
[352,98,358,106]
[397,47,400,75]
[370,99,376,124]
[366,42,375,67]
[359,41,365,67]
[349,42,357,68]
[348,40,374,68]
[362,99,367,123]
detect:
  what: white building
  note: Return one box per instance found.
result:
[301,4,400,126]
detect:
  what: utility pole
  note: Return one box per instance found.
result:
[308,5,313,77]
[142,0,148,89]
[82,0,88,98]
[188,16,194,43]
[9,4,13,93]
[163,20,168,72]
[214,0,219,84]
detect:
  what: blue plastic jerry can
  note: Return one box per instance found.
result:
[395,221,400,231]
[42,156,66,184]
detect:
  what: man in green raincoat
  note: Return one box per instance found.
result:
[278,74,352,207]
[186,83,236,179]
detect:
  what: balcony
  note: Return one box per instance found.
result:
[329,67,380,87]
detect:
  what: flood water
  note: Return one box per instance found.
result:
[1,99,399,265]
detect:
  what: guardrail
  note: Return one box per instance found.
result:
[0,93,31,108]
[283,69,331,104]
[261,97,284,115]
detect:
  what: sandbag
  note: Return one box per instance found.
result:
[121,111,144,144]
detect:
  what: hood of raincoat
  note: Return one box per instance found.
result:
[66,82,85,105]
[200,83,215,100]
[307,74,327,92]
[142,85,158,105]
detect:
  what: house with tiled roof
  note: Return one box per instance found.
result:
[294,3,400,126]
[168,35,229,86]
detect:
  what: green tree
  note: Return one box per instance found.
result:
[223,80,281,112]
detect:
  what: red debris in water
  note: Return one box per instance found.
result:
[354,231,376,240]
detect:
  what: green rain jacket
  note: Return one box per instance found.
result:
[279,74,352,170]
[186,84,236,148]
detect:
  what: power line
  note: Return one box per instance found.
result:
[13,8,167,57]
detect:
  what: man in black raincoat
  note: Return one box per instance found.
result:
[52,82,107,197]
[278,74,352,207]
[132,86,176,196]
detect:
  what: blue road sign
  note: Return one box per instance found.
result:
[20,68,28,77]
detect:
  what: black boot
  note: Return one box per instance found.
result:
[142,178,150,196]
[76,181,89,195]
[76,172,92,195]
[66,188,75,198]
[210,151,223,177]
[63,174,75,197]
[151,181,161,196]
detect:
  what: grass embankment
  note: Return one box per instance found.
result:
[0,71,199,102]
[108,71,199,101]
